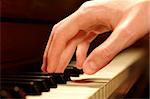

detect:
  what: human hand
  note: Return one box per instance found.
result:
[41,0,149,74]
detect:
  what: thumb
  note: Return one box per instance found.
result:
[82,42,116,75]
[82,27,134,74]
[82,8,148,74]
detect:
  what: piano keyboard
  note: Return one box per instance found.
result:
[0,48,146,99]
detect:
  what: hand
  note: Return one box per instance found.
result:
[41,0,149,74]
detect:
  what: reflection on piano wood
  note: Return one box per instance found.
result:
[25,48,146,99]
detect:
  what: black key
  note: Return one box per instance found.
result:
[30,72,71,81]
[10,72,70,84]
[1,78,49,92]
[30,72,71,82]
[2,75,57,88]
[64,66,83,77]
[51,73,67,84]
[0,86,26,99]
[1,81,41,95]
[0,89,13,99]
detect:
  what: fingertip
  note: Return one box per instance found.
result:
[55,68,65,73]
[46,66,54,73]
[75,56,84,69]
[46,69,52,73]
[75,61,82,69]
[76,48,87,69]
[55,70,64,73]
[83,67,96,74]
[41,64,47,72]
[82,61,99,75]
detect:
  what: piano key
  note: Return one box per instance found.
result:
[26,76,108,99]
[26,48,146,99]
[15,72,71,83]
[0,86,26,99]
[1,78,50,92]
[1,81,41,95]
[28,71,71,81]
[2,75,57,88]
[0,89,13,99]
[3,64,82,81]
[4,71,71,83]
[51,73,67,84]
[16,72,71,82]
[64,66,83,77]
[17,69,73,81]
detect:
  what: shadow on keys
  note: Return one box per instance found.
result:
[0,0,149,99]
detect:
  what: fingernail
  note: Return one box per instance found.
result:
[83,61,98,74]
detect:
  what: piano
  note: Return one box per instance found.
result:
[0,0,149,99]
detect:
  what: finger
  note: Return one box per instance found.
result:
[82,7,148,74]
[41,17,73,72]
[41,31,54,72]
[76,42,90,69]
[76,26,110,69]
[55,30,87,73]
[76,32,97,69]
[46,15,80,73]
[46,9,99,73]
[41,18,68,72]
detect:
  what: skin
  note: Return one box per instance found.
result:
[41,0,150,74]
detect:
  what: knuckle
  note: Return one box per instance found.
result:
[52,26,67,43]
[121,28,130,35]
[100,47,113,61]
[78,1,104,22]
[81,1,91,7]
[79,1,95,15]
[94,47,113,61]
[80,1,101,11]
[80,1,95,9]
[120,27,133,39]
[52,24,60,35]
[52,24,59,32]
[51,25,62,39]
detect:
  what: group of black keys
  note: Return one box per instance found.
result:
[0,65,83,99]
